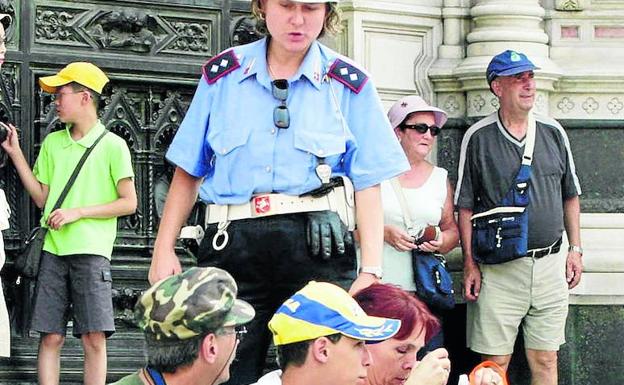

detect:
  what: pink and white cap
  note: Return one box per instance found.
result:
[387,95,448,129]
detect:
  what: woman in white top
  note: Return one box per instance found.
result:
[383,95,459,290]
[381,95,459,365]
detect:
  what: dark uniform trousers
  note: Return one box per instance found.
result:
[197,213,356,385]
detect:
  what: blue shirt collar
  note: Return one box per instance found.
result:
[238,37,323,90]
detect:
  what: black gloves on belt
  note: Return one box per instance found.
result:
[306,210,353,260]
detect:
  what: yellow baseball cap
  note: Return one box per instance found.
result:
[268,281,401,346]
[39,62,109,94]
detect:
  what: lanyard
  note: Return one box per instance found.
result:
[145,367,167,385]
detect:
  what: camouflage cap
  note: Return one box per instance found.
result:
[135,267,255,342]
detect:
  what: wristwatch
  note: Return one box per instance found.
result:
[359,266,383,279]
[568,245,583,255]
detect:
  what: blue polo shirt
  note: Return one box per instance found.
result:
[167,38,409,204]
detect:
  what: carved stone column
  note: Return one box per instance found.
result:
[338,0,443,106]
[454,0,562,116]
[430,0,470,120]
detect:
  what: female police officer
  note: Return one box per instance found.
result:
[149,1,409,383]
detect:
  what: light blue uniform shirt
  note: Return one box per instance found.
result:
[167,38,409,204]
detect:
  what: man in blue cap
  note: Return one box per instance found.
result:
[454,50,583,385]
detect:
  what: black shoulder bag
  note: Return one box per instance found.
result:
[390,177,455,310]
[14,130,108,279]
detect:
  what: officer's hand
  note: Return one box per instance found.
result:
[408,348,450,385]
[384,224,417,252]
[306,211,351,260]
[463,261,482,301]
[149,247,182,285]
[348,272,378,295]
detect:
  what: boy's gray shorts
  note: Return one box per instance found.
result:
[31,251,115,338]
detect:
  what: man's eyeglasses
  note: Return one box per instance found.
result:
[272,79,289,129]
[234,326,247,342]
[222,326,248,342]
[402,123,441,136]
[51,90,86,102]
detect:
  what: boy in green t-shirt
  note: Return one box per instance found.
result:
[1,62,137,385]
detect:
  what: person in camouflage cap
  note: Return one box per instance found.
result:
[109,267,255,385]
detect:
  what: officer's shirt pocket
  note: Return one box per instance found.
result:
[292,95,347,175]
[206,120,252,196]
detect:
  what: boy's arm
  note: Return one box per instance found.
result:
[1,124,49,208]
[46,177,137,230]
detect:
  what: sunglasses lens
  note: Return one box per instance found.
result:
[414,124,429,134]
[272,79,289,101]
[404,123,441,136]
[274,105,290,128]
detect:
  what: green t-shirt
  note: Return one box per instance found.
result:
[109,372,143,385]
[33,121,134,259]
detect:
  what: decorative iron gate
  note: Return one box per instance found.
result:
[0,0,254,382]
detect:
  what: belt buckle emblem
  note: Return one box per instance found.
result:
[253,195,271,215]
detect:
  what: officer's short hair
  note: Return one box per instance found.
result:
[276,333,342,370]
[251,0,342,38]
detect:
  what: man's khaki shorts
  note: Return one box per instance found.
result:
[467,250,569,355]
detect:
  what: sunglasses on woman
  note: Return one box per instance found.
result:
[402,123,441,136]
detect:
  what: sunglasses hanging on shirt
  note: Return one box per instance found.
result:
[402,123,441,136]
[272,79,290,129]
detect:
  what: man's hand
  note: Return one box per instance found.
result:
[149,248,182,285]
[46,208,82,230]
[566,250,583,289]
[306,211,351,260]
[348,272,378,295]
[384,224,417,252]
[409,348,451,385]
[463,262,482,301]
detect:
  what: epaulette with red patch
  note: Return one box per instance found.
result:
[202,50,240,85]
[327,58,368,94]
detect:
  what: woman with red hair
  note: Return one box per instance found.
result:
[354,283,502,385]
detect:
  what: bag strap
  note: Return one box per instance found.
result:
[390,177,414,230]
[145,367,167,385]
[521,111,537,166]
[49,129,108,213]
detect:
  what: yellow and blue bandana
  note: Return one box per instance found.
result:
[268,281,401,346]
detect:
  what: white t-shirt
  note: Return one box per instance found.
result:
[381,167,447,291]
[0,189,10,357]
[251,370,283,385]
